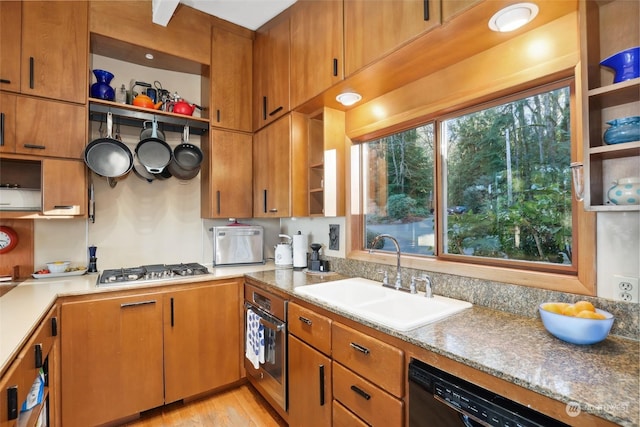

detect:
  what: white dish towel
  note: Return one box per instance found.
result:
[245,308,265,370]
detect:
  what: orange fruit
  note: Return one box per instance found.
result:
[576,310,606,320]
[542,303,569,314]
[574,301,596,313]
[561,304,580,317]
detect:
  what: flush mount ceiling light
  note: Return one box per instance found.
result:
[488,3,539,32]
[336,92,362,106]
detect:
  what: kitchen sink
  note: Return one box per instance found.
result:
[294,277,472,331]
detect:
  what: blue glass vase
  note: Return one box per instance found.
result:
[90,69,115,101]
[603,116,640,145]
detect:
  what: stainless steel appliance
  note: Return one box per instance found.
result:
[244,283,287,414]
[212,225,264,266]
[98,263,210,286]
[408,358,569,427]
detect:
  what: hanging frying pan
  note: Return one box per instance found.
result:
[135,117,172,174]
[168,125,202,180]
[84,112,133,181]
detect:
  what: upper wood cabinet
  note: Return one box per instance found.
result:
[17,1,88,104]
[290,0,344,109]
[344,0,441,77]
[253,14,290,131]
[42,159,86,216]
[0,1,21,94]
[201,129,253,219]
[211,27,252,132]
[579,0,640,211]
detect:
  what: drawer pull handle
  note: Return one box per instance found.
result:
[0,79,11,84]
[268,106,283,117]
[23,143,46,149]
[350,342,370,355]
[262,96,267,120]
[51,317,58,336]
[332,58,338,77]
[0,112,4,147]
[170,297,175,327]
[29,57,34,89]
[319,364,325,406]
[34,343,43,368]
[423,0,430,21]
[120,300,156,308]
[298,316,312,326]
[53,205,75,210]
[350,385,371,400]
[7,385,18,420]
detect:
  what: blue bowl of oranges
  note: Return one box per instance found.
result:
[539,301,614,345]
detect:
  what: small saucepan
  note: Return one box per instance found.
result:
[135,117,172,174]
[168,125,203,180]
[84,112,133,181]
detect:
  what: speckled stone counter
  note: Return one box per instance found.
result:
[246,270,640,427]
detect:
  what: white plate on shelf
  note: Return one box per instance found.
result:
[32,269,88,279]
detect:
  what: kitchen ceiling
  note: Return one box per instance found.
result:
[153,0,297,30]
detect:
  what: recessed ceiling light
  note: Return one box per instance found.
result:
[145,53,154,60]
[336,92,362,106]
[488,3,539,32]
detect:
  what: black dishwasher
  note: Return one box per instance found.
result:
[408,358,569,427]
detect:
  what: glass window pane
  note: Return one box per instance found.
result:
[441,86,573,265]
[362,124,435,255]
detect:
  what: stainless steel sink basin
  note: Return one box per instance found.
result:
[294,277,472,331]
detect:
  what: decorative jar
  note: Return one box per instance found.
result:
[90,69,115,101]
[607,177,640,205]
[600,46,640,83]
[604,116,640,144]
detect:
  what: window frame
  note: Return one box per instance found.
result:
[347,78,597,296]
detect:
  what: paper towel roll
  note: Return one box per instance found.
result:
[292,233,308,268]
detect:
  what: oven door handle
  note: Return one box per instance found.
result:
[245,302,285,332]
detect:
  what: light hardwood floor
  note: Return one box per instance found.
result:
[122,384,287,427]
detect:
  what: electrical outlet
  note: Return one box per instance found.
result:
[613,275,639,303]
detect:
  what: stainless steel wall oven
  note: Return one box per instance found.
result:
[244,283,288,414]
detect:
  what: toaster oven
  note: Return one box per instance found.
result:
[212,225,264,266]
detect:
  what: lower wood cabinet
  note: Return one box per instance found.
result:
[60,279,242,427]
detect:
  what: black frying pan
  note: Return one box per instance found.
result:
[135,117,172,174]
[84,112,133,178]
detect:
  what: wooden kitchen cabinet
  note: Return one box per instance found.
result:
[18,1,88,104]
[288,302,333,427]
[344,0,441,77]
[42,159,86,216]
[201,129,253,219]
[15,96,86,160]
[61,293,165,427]
[211,26,252,132]
[0,1,21,94]
[331,322,404,426]
[0,305,59,427]
[289,0,344,109]
[253,114,308,218]
[253,13,290,131]
[163,280,242,403]
[579,0,640,211]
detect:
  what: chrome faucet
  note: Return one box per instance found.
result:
[370,234,403,290]
[413,274,433,298]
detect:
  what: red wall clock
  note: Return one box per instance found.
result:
[0,225,19,254]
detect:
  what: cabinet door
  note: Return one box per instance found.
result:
[61,295,164,427]
[163,281,242,403]
[0,93,17,153]
[211,27,252,132]
[0,1,21,93]
[253,15,290,130]
[21,1,88,104]
[288,335,332,427]
[42,159,86,216]
[290,0,343,108]
[344,0,440,76]
[253,115,291,217]
[201,129,253,219]
[15,96,86,159]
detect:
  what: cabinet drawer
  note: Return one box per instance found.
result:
[0,359,32,424]
[332,322,404,397]
[18,306,58,372]
[289,302,331,355]
[333,362,404,427]
[333,399,368,427]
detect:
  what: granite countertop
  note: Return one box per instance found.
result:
[246,270,640,427]
[1,267,638,426]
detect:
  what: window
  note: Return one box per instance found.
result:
[362,83,575,272]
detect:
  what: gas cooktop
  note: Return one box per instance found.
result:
[98,263,211,286]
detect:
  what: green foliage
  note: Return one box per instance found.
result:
[387,194,417,220]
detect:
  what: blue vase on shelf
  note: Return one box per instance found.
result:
[603,116,640,145]
[90,69,115,101]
